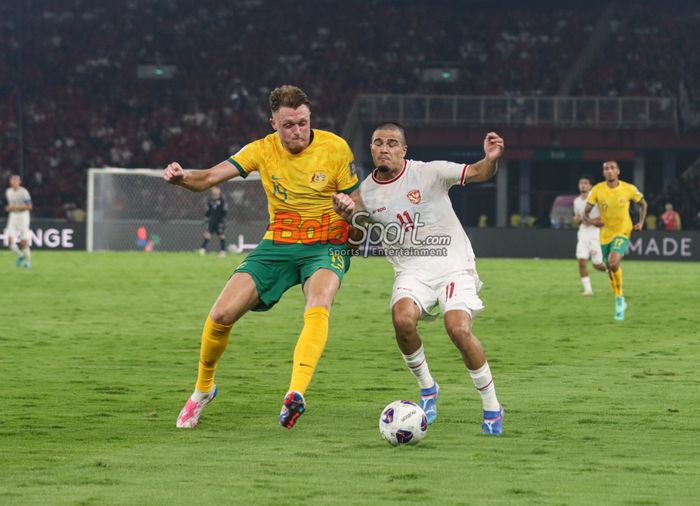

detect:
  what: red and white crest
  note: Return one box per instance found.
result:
[407,189,421,205]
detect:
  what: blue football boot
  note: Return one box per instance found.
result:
[420,382,439,425]
[482,405,504,436]
[614,296,627,321]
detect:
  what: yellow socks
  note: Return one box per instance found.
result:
[609,267,623,297]
[195,314,233,393]
[289,307,330,395]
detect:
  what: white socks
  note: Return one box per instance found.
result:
[469,361,500,411]
[21,246,31,262]
[11,243,22,257]
[404,347,501,411]
[581,276,592,293]
[401,345,435,389]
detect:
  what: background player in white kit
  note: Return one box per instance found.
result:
[572,175,606,294]
[4,175,33,269]
[333,123,505,435]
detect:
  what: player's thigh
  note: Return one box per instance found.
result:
[443,308,474,339]
[210,272,261,324]
[391,274,438,320]
[437,271,484,319]
[233,241,300,311]
[8,216,28,241]
[303,267,340,310]
[299,244,351,308]
[391,297,422,332]
[575,240,590,260]
[589,239,604,265]
[610,236,629,256]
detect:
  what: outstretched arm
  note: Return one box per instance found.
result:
[463,132,504,183]
[633,198,648,231]
[163,160,240,192]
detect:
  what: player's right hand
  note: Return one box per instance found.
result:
[164,162,186,184]
[332,193,355,221]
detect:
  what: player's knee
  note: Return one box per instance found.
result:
[392,312,417,336]
[446,322,473,343]
[209,308,235,326]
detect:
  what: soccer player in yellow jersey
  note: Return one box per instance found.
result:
[584,161,647,321]
[163,85,360,429]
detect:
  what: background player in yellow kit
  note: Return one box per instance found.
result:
[163,85,360,429]
[584,160,647,321]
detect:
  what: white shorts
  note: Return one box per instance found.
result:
[7,214,30,241]
[576,237,603,264]
[390,270,485,320]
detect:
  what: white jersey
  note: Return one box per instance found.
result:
[359,159,475,282]
[5,186,32,219]
[573,194,600,242]
[5,185,32,240]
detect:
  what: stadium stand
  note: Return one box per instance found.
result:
[1,0,698,223]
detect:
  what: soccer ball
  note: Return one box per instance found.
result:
[379,400,428,446]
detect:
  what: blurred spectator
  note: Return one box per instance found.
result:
[0,0,697,224]
[660,202,681,231]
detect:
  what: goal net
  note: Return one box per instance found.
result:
[87,168,268,252]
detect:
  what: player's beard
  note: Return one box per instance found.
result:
[376,165,391,173]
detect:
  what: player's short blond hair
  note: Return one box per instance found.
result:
[269,85,310,113]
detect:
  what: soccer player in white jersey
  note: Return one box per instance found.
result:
[4,175,33,269]
[572,175,606,294]
[333,123,505,435]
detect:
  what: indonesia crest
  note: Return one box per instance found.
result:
[407,189,421,205]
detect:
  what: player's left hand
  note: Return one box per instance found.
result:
[633,222,644,231]
[332,193,355,221]
[484,132,505,162]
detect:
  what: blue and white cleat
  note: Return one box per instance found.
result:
[614,296,627,321]
[16,256,24,268]
[279,390,305,429]
[482,405,504,436]
[24,261,31,270]
[420,382,439,425]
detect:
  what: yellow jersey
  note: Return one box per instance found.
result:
[228,129,359,243]
[587,180,643,244]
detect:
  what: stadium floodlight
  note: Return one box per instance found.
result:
[86,167,266,252]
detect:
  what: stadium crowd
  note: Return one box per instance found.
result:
[1,0,699,225]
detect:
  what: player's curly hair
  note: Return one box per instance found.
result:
[269,85,310,112]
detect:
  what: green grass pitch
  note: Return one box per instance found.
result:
[1,251,699,505]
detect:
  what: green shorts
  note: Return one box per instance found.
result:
[234,240,351,311]
[601,236,630,263]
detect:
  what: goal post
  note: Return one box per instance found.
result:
[86,167,267,252]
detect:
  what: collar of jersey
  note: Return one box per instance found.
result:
[372,159,407,185]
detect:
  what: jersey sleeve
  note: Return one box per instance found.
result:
[23,189,32,204]
[227,141,261,179]
[429,160,469,189]
[628,184,644,203]
[587,186,598,206]
[335,141,360,194]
